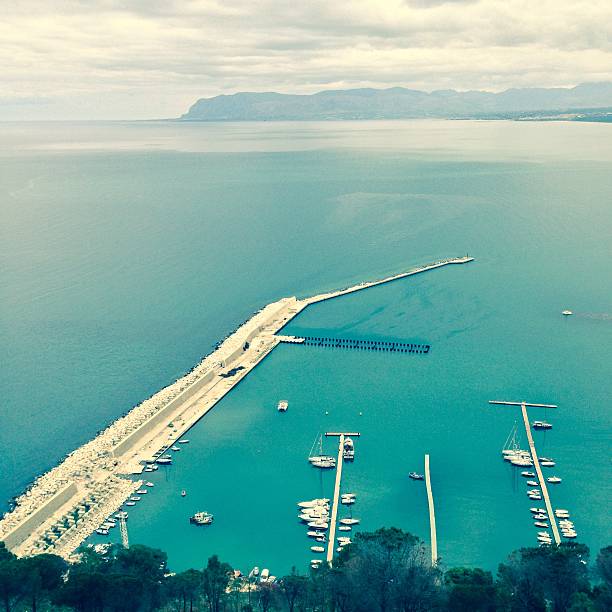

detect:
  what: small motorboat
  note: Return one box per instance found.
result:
[308,522,329,530]
[341,497,356,505]
[534,522,549,528]
[260,569,270,581]
[547,476,562,484]
[307,531,325,538]
[530,507,546,514]
[156,457,172,465]
[178,439,190,444]
[96,528,109,535]
[521,471,536,478]
[562,310,573,316]
[338,526,352,532]
[533,513,548,520]
[145,482,154,487]
[532,421,552,430]
[136,489,148,495]
[310,546,325,553]
[339,518,360,525]
[181,490,186,497]
[526,481,539,487]
[342,437,355,461]
[171,446,181,451]
[277,400,289,412]
[130,496,141,502]
[562,531,577,539]
[540,461,555,467]
[409,472,424,481]
[125,501,136,506]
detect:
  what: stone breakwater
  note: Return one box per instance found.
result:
[0,256,473,559]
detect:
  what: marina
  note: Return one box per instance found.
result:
[0,257,472,560]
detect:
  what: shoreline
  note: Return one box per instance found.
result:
[0,256,473,559]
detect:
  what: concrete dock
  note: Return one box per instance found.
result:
[424,454,438,565]
[0,256,473,559]
[326,434,345,565]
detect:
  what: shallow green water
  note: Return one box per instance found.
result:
[1,120,610,574]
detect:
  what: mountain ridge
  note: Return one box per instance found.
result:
[180,82,612,121]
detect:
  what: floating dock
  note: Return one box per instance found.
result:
[0,256,473,559]
[424,454,438,565]
[288,336,430,354]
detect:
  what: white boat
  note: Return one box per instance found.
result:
[130,496,141,501]
[530,507,546,514]
[540,460,556,467]
[260,569,269,581]
[248,567,259,579]
[521,471,536,478]
[534,522,549,528]
[190,512,214,526]
[532,421,552,430]
[307,531,325,537]
[342,437,355,461]
[156,457,172,465]
[145,482,154,487]
[308,435,336,468]
[341,497,356,505]
[310,546,325,553]
[562,531,577,539]
[526,481,539,487]
[96,528,109,535]
[308,521,329,529]
[339,518,360,525]
[547,476,562,484]
[277,400,289,412]
[171,446,181,451]
[178,439,190,444]
[533,514,548,520]
[136,489,148,494]
[562,310,573,316]
[297,499,329,508]
[338,526,352,532]
[125,501,136,506]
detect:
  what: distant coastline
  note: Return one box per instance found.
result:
[179,83,612,123]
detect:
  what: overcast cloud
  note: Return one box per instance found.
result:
[1,0,611,119]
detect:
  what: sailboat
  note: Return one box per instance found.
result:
[501,422,532,466]
[308,434,336,469]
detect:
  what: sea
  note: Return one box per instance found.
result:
[1,119,611,575]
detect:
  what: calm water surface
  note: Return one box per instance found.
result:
[1,120,611,573]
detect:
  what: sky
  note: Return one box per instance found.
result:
[1,0,611,120]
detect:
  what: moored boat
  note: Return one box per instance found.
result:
[409,472,424,480]
[277,400,289,412]
[190,511,214,526]
[532,421,552,430]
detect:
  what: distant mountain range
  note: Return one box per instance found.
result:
[180,83,612,121]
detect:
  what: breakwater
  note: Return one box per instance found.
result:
[0,256,473,559]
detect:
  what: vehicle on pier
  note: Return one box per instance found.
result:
[190,511,214,526]
[409,472,424,480]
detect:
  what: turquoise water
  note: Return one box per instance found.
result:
[1,120,611,574]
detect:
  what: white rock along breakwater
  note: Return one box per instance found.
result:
[0,256,473,559]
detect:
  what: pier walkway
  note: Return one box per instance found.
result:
[424,454,438,565]
[326,434,345,565]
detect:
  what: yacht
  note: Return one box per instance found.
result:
[136,489,148,495]
[125,501,136,506]
[298,499,329,508]
[521,471,536,478]
[310,546,325,553]
[342,437,355,461]
[308,435,336,468]
[533,514,548,520]
[540,460,555,467]
[532,421,552,430]
[526,481,539,487]
[338,526,352,532]
[277,400,289,412]
[260,569,269,581]
[534,522,549,528]
[308,521,329,530]
[547,477,562,484]
[339,518,360,525]
[130,496,141,501]
[530,508,546,514]
[409,472,424,480]
[307,531,325,538]
[190,511,214,526]
[156,457,172,465]
[341,497,355,505]
[96,528,109,536]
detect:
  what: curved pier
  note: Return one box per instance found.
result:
[0,256,473,559]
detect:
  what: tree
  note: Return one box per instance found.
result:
[165,569,203,612]
[279,568,308,612]
[445,567,495,612]
[104,574,145,612]
[21,553,67,612]
[54,571,108,612]
[202,555,232,612]
[0,548,24,612]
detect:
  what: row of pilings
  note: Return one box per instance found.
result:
[295,336,430,354]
